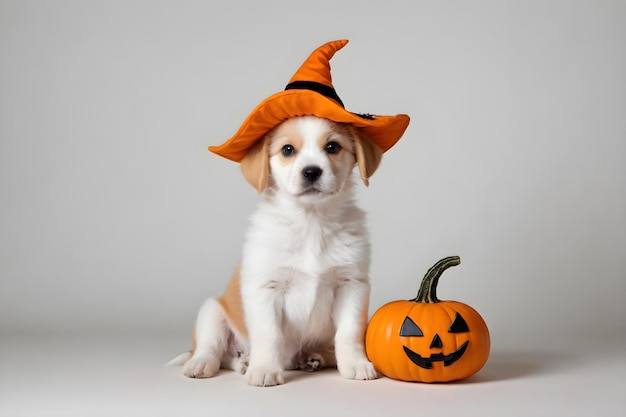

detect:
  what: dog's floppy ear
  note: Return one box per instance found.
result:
[240,137,270,194]
[353,130,383,187]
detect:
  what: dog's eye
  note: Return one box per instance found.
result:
[281,144,296,157]
[325,141,341,154]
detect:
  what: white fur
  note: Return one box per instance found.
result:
[173,116,378,386]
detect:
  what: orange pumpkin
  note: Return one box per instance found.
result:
[365,256,490,383]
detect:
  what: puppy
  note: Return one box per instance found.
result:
[169,115,383,386]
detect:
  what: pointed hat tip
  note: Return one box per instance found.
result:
[288,39,350,86]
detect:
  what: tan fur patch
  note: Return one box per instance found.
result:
[217,266,248,338]
[319,123,356,179]
[240,137,270,194]
[353,127,382,186]
[316,122,354,153]
[269,122,304,167]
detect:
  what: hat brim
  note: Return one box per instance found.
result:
[209,90,410,162]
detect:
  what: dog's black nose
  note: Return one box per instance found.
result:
[302,166,323,183]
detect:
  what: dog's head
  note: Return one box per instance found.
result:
[240,116,383,201]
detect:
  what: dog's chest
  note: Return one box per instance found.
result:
[246,202,369,273]
[283,213,362,271]
[244,204,368,344]
[278,216,360,302]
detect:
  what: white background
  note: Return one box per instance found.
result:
[1,1,624,416]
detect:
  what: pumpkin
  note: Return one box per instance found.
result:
[365,256,490,383]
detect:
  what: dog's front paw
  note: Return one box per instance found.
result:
[338,358,378,380]
[246,367,284,387]
[182,354,220,378]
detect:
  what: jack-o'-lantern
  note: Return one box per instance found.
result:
[365,256,490,383]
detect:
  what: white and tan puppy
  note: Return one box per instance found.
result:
[170,115,383,386]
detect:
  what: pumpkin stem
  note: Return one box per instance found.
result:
[411,256,461,304]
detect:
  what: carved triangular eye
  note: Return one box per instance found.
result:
[400,317,423,337]
[448,312,469,333]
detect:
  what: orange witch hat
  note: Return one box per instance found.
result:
[209,40,410,162]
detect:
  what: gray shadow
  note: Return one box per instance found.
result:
[462,350,577,383]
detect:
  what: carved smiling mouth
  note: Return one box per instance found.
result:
[402,341,469,369]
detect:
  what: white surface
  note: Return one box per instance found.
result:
[1,330,624,416]
[1,1,625,416]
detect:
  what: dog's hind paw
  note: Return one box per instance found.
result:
[182,354,220,378]
[298,352,324,372]
[234,351,250,375]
